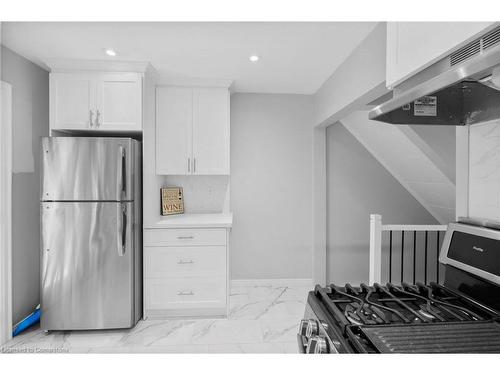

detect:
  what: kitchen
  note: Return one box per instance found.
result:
[1,1,500,372]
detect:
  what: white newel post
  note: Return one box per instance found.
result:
[369,214,382,285]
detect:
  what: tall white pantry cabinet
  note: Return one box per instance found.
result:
[143,85,232,319]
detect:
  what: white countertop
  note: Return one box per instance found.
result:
[146,213,233,229]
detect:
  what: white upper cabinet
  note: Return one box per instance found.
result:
[96,74,142,131]
[192,88,230,175]
[156,86,230,176]
[386,22,496,88]
[50,72,142,132]
[50,74,95,130]
[156,87,193,175]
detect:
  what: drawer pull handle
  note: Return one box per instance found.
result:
[177,290,194,296]
[177,236,194,240]
[177,259,194,264]
[177,259,195,265]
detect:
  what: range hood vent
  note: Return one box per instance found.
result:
[450,26,500,67]
[483,27,500,50]
[370,25,500,126]
[450,40,481,66]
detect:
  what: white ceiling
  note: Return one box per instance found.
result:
[1,22,378,94]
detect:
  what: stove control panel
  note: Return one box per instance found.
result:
[298,318,335,354]
[298,294,348,354]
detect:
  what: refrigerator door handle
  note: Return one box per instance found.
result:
[121,204,127,255]
[117,146,126,200]
[117,203,127,256]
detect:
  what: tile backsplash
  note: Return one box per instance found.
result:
[157,175,230,214]
[469,119,500,222]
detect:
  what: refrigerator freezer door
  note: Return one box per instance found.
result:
[41,137,137,201]
[41,201,135,330]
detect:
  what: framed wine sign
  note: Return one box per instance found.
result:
[160,187,184,215]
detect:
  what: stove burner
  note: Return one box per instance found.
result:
[416,309,437,320]
[316,281,496,334]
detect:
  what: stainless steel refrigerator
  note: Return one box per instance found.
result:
[40,137,142,331]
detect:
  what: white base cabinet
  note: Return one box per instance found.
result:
[143,228,229,318]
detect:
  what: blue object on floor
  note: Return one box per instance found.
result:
[12,305,41,337]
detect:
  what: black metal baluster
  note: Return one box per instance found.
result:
[436,231,440,283]
[389,231,393,283]
[424,231,428,284]
[413,231,416,285]
[401,231,405,283]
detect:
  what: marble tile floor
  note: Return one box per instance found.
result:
[2,284,311,354]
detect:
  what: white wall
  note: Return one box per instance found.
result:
[312,127,327,284]
[314,22,388,127]
[1,46,49,324]
[409,125,456,183]
[230,93,314,279]
[341,112,455,224]
[326,122,438,284]
[311,23,388,284]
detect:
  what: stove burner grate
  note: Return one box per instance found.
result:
[323,282,491,332]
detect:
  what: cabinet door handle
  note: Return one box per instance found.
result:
[89,110,94,127]
[193,158,196,173]
[177,290,194,296]
[177,259,194,265]
[177,236,194,240]
[96,110,101,128]
[188,157,191,173]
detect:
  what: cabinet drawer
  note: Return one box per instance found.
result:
[145,277,226,310]
[145,246,226,278]
[144,228,226,246]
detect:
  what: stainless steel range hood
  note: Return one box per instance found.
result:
[370,26,500,126]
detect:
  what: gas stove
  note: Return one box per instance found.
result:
[299,222,500,353]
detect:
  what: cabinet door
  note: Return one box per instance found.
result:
[386,22,495,88]
[192,88,230,175]
[96,73,142,130]
[50,73,95,130]
[156,87,193,175]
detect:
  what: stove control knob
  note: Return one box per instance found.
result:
[305,319,319,338]
[299,319,309,336]
[307,336,329,354]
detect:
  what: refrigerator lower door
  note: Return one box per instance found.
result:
[41,137,137,201]
[41,201,136,330]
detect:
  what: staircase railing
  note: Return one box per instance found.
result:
[369,214,448,285]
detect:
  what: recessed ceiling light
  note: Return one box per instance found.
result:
[105,49,117,57]
[249,55,260,62]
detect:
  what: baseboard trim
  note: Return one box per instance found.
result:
[145,307,227,320]
[230,279,314,288]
